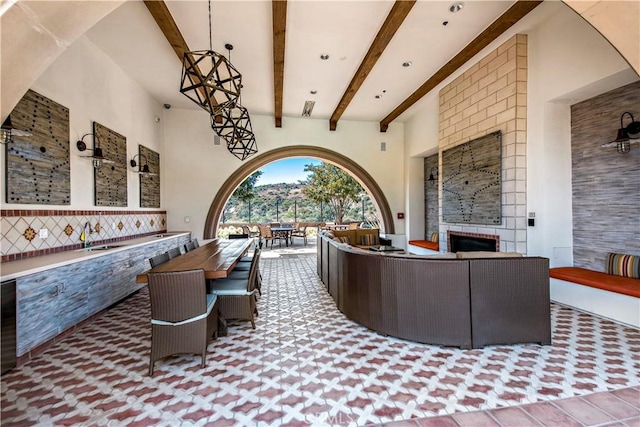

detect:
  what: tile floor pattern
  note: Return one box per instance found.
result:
[1,252,639,426]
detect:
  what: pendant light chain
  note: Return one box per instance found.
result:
[208,0,213,51]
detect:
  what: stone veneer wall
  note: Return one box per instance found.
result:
[424,155,439,239]
[570,81,640,272]
[0,210,167,262]
[437,34,528,253]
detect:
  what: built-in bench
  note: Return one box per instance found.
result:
[549,265,639,328]
[408,239,439,253]
[408,232,440,254]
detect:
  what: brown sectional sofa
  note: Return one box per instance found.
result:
[317,234,551,349]
[323,229,392,248]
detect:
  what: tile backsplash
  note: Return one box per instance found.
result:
[1,209,167,262]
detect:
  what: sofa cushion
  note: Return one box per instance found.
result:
[456,251,522,259]
[360,234,379,246]
[607,253,640,279]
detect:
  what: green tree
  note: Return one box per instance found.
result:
[302,163,363,224]
[232,171,263,222]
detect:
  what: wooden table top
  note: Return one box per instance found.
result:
[135,238,254,283]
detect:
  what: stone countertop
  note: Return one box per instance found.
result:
[0,232,191,282]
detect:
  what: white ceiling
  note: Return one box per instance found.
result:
[85,0,518,125]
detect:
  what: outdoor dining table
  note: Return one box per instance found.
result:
[135,238,253,283]
[270,226,296,247]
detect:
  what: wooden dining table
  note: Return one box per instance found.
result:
[136,238,254,283]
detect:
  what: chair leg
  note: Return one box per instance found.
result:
[149,361,154,376]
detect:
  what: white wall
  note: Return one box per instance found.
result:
[525,3,638,265]
[163,111,405,240]
[0,36,164,211]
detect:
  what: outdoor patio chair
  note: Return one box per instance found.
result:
[291,222,308,245]
[259,225,280,248]
[209,249,261,329]
[147,269,218,375]
[149,252,170,268]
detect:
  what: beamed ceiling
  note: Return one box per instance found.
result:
[85,0,547,132]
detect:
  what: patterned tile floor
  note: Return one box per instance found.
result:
[1,247,639,426]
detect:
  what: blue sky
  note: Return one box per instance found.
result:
[257,158,322,185]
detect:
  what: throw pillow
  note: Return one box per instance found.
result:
[338,236,351,244]
[360,234,379,246]
[607,253,640,278]
[430,232,439,242]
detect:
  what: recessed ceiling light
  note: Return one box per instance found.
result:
[449,2,464,13]
[302,100,315,117]
[402,61,412,68]
[442,21,449,26]
[375,94,382,99]
[310,90,317,95]
[320,54,329,60]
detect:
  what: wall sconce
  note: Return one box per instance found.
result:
[1,116,32,145]
[76,133,113,168]
[428,166,438,186]
[130,153,157,176]
[602,112,640,154]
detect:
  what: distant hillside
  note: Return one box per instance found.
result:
[223,182,377,224]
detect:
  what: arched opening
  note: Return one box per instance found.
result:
[204,146,395,238]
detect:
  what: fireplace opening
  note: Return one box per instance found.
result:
[448,231,499,253]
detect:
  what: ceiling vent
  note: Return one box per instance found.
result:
[302,100,315,117]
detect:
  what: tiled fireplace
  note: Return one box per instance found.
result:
[448,231,500,253]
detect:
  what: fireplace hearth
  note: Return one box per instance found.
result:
[448,231,499,253]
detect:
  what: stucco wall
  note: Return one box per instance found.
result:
[404,2,638,261]
[162,110,405,240]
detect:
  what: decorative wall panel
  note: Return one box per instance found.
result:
[93,122,127,206]
[571,80,640,272]
[423,155,439,239]
[442,131,502,225]
[5,90,70,205]
[139,145,160,208]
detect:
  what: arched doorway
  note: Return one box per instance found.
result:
[203,146,395,238]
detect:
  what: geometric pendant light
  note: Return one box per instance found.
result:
[211,103,258,161]
[180,50,242,116]
[179,0,242,116]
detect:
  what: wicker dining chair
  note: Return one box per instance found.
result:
[230,248,262,295]
[209,249,261,329]
[147,269,218,375]
[149,252,170,268]
[167,246,181,259]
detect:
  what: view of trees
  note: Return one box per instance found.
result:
[222,162,379,225]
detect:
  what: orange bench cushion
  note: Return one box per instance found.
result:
[550,267,640,298]
[409,240,439,251]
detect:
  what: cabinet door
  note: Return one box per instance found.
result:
[55,262,90,334]
[16,274,60,356]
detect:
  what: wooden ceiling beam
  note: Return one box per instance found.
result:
[144,0,221,122]
[379,0,543,132]
[329,0,416,131]
[144,1,190,62]
[272,0,287,128]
